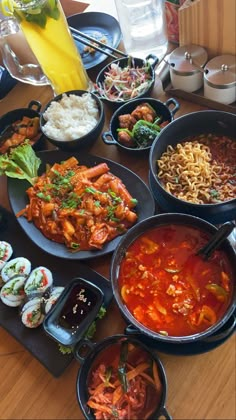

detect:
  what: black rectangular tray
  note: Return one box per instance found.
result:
[0,206,113,377]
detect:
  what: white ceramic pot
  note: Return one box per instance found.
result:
[204,55,236,105]
[168,44,208,93]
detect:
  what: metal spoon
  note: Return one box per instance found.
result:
[197,221,235,260]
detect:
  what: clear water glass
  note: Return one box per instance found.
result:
[115,0,168,60]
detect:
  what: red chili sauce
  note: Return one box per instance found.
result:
[118,224,234,337]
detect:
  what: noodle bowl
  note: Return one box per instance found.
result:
[157,134,236,205]
[149,110,236,224]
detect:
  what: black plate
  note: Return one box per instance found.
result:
[67,12,122,70]
[8,151,155,260]
[0,207,113,377]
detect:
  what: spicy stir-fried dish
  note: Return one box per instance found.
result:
[117,102,169,148]
[96,59,153,102]
[157,134,236,204]
[87,340,163,420]
[118,224,234,337]
[17,157,138,251]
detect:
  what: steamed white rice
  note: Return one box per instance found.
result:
[42,93,99,141]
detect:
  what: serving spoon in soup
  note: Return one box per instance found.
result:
[197,221,235,260]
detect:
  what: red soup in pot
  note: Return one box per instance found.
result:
[118,224,234,337]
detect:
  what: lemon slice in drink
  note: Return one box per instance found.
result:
[0,0,14,16]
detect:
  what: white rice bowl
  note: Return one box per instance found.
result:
[42,93,99,141]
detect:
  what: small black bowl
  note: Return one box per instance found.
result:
[149,110,236,224]
[43,278,104,347]
[75,334,171,420]
[102,97,180,153]
[0,100,45,154]
[40,90,105,152]
[95,55,159,109]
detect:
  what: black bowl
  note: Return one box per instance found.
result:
[0,100,45,154]
[102,97,180,153]
[40,90,105,151]
[95,55,159,109]
[75,334,171,420]
[149,110,236,224]
[110,213,236,345]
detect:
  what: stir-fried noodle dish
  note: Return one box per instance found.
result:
[18,157,138,251]
[157,134,236,204]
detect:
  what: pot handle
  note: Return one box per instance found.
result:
[202,313,236,344]
[102,132,116,145]
[125,324,143,336]
[164,97,180,117]
[158,406,172,420]
[28,100,42,113]
[145,53,159,68]
[73,338,96,363]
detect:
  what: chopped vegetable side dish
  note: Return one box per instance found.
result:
[96,58,153,102]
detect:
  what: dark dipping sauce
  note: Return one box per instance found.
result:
[58,284,99,331]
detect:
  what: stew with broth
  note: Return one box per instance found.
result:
[118,224,234,337]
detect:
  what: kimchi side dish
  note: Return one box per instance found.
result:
[87,340,163,419]
[118,224,234,337]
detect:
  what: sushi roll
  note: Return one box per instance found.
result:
[1,257,31,283]
[44,286,64,314]
[0,260,6,270]
[0,275,26,307]
[0,241,13,262]
[21,297,44,328]
[24,266,53,296]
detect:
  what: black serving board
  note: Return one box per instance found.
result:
[0,206,113,377]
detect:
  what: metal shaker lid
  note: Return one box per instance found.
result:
[204,55,236,88]
[168,44,208,75]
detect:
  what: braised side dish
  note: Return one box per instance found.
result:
[118,224,233,337]
[87,340,163,419]
[157,134,236,204]
[17,157,138,251]
[0,116,40,154]
[117,102,169,148]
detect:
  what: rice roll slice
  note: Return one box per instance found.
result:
[1,257,31,283]
[0,275,26,306]
[0,241,13,262]
[44,287,64,314]
[21,297,44,328]
[24,266,53,296]
[0,259,6,270]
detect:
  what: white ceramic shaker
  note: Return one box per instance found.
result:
[204,55,236,105]
[168,44,208,92]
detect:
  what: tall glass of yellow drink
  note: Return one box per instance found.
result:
[1,0,90,94]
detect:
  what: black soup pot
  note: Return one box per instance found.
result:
[102,97,180,154]
[110,213,236,345]
[149,110,236,224]
[0,100,45,153]
[75,334,172,420]
[95,55,159,109]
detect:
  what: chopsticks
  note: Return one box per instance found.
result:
[70,26,128,60]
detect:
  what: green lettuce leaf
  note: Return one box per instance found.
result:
[0,142,41,185]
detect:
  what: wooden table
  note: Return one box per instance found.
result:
[0,2,235,419]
